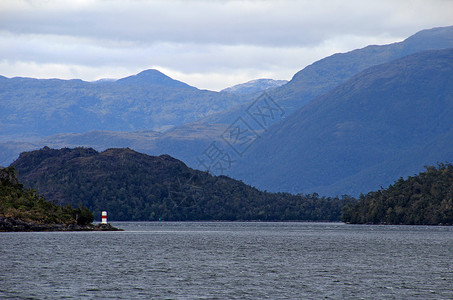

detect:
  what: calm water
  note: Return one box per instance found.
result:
[1,222,452,299]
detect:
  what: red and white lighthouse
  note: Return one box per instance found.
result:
[101,211,107,224]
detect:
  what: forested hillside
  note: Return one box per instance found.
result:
[0,166,93,226]
[11,147,355,221]
[341,163,453,225]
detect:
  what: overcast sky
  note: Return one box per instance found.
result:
[1,0,452,91]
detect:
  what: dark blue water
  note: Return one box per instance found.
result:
[1,222,452,299]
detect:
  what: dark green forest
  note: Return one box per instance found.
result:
[11,147,355,221]
[341,163,453,225]
[6,146,453,225]
[0,166,93,225]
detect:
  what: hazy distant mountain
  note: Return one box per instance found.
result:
[92,78,116,83]
[0,69,248,141]
[0,141,40,167]
[203,26,453,126]
[2,26,453,190]
[115,69,193,88]
[0,123,228,167]
[228,49,453,196]
[221,79,288,95]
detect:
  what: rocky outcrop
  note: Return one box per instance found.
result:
[0,217,122,232]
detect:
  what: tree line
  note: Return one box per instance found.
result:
[341,163,453,225]
[11,147,355,221]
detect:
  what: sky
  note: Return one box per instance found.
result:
[1,0,452,91]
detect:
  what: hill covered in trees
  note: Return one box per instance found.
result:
[0,166,98,231]
[341,163,453,225]
[11,147,355,221]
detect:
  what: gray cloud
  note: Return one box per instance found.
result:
[1,0,452,90]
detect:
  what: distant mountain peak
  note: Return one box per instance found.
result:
[116,69,195,89]
[136,69,168,78]
[404,25,453,45]
[221,78,288,95]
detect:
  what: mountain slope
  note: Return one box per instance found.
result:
[0,123,228,167]
[228,49,453,196]
[0,69,247,140]
[203,25,453,126]
[10,147,354,221]
[2,26,453,174]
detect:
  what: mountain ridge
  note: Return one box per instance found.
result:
[0,69,249,140]
[1,26,453,197]
[202,25,453,126]
[115,69,195,89]
[227,48,453,196]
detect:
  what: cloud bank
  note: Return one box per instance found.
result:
[1,0,452,90]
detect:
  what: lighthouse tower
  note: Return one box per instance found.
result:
[101,211,107,224]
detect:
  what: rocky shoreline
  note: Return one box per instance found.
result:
[0,217,123,232]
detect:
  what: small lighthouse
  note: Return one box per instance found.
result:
[101,211,108,224]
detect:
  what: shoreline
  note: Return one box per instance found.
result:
[0,217,123,232]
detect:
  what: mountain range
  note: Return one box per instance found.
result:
[229,48,453,196]
[202,25,453,126]
[1,25,453,198]
[0,69,249,141]
[0,123,228,167]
